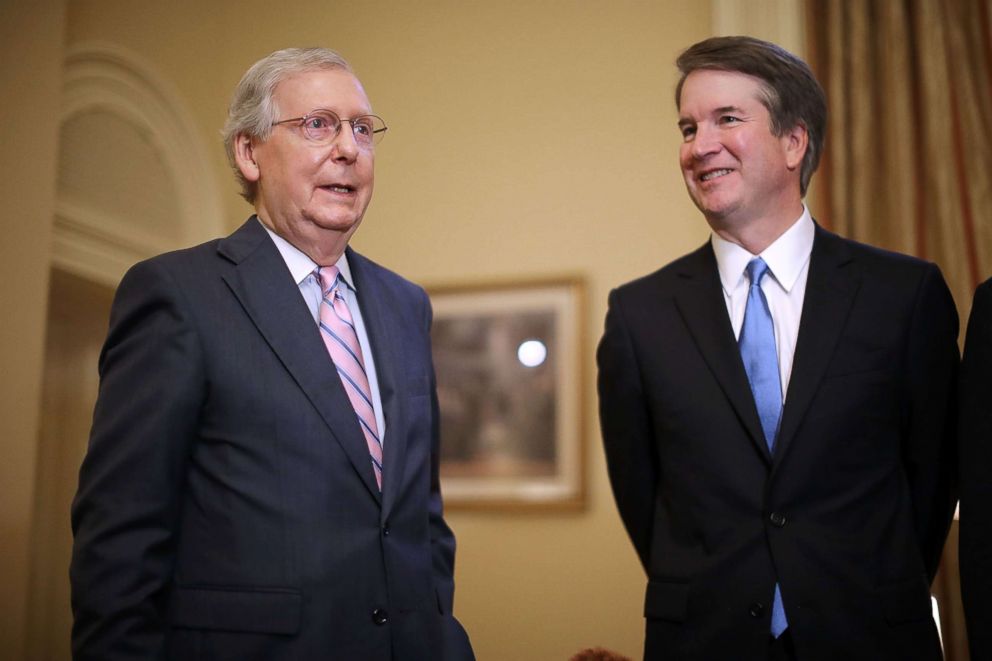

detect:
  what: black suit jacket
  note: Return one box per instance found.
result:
[597,225,958,661]
[70,218,473,661]
[959,277,992,659]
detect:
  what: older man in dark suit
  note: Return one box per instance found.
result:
[597,36,958,661]
[70,47,473,661]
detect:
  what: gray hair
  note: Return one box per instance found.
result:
[222,47,354,203]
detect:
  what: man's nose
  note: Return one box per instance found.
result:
[331,123,360,161]
[690,125,721,159]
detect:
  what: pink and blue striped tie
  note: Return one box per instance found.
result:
[317,266,383,489]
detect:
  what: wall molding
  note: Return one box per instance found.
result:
[56,42,224,286]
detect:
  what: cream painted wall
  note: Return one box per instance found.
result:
[0,0,66,657]
[52,1,713,658]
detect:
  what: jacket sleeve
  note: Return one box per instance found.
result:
[959,280,992,658]
[422,291,458,612]
[597,287,659,572]
[422,291,476,660]
[70,258,204,660]
[901,263,959,583]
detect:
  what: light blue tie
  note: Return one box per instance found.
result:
[739,257,788,638]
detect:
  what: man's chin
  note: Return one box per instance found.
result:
[697,203,742,231]
[692,198,725,219]
[306,213,364,235]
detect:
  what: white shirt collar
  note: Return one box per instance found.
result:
[711,205,814,294]
[259,218,356,291]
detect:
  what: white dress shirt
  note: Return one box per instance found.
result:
[710,206,815,402]
[261,221,387,443]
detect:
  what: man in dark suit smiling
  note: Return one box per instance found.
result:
[70,47,473,661]
[597,36,957,661]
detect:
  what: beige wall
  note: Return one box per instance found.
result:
[9,1,713,657]
[0,0,66,658]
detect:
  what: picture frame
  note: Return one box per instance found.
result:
[427,277,585,511]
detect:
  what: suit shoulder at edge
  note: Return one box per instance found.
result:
[120,238,224,285]
[975,276,992,300]
[820,228,936,275]
[611,243,711,298]
[347,248,426,298]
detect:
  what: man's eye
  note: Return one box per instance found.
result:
[353,121,373,137]
[720,115,741,124]
[308,117,329,130]
[680,126,696,139]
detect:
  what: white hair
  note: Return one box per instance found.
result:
[222,47,353,202]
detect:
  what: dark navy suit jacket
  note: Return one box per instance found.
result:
[598,225,958,661]
[71,217,473,660]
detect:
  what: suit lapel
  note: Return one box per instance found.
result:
[773,225,860,465]
[217,219,382,502]
[347,248,407,517]
[674,244,772,462]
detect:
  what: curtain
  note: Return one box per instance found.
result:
[807,0,992,328]
[807,3,992,659]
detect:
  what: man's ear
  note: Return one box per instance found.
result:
[783,123,809,172]
[233,134,261,183]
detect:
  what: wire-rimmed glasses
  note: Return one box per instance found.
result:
[271,109,388,148]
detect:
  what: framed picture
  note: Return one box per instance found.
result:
[427,277,585,510]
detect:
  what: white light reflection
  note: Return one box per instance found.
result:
[517,339,547,367]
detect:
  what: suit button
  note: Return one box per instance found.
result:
[382,524,390,536]
[749,602,765,618]
[372,608,388,625]
[769,512,787,527]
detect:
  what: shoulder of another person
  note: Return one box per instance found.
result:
[975,276,992,302]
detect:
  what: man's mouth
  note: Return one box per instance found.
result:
[699,168,733,182]
[321,184,355,193]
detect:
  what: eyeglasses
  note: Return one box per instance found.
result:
[271,109,388,147]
